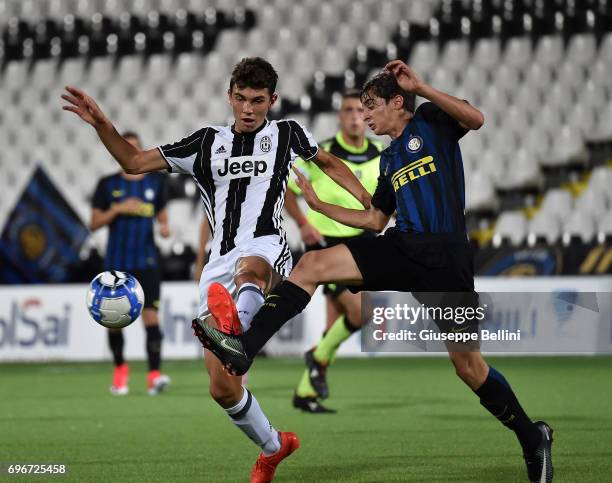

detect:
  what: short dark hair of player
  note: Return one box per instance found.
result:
[230,57,278,95]
[361,72,416,113]
[121,130,140,142]
[342,88,362,100]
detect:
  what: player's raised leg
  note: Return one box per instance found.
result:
[448,351,553,483]
[195,244,364,375]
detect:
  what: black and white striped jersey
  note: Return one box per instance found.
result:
[158,119,319,258]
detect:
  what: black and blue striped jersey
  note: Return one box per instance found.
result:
[372,102,469,234]
[92,172,168,270]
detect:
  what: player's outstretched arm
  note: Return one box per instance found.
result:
[61,86,169,174]
[293,167,389,232]
[385,60,484,130]
[311,149,371,209]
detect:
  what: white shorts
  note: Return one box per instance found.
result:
[197,234,292,317]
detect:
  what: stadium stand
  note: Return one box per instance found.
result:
[1,0,611,281]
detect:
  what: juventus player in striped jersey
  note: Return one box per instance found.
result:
[62,57,370,482]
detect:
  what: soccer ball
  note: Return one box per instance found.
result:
[86,271,145,328]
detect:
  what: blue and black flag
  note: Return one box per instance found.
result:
[0,166,89,283]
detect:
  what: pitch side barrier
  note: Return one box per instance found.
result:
[0,277,610,361]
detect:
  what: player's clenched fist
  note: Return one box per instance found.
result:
[61,86,109,129]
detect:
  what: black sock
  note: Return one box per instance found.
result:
[474,366,541,453]
[108,330,124,366]
[242,281,311,358]
[145,325,163,371]
[343,315,360,333]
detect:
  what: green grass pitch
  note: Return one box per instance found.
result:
[1,357,611,482]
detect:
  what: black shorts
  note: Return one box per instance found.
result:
[128,268,161,310]
[344,228,479,333]
[305,231,376,297]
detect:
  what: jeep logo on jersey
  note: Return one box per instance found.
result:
[217,156,269,178]
[260,136,272,152]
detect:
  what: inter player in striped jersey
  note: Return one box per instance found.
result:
[62,57,370,482]
[91,131,171,396]
[196,61,555,483]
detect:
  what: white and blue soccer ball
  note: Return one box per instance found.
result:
[86,271,145,328]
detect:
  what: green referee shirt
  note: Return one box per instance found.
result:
[288,132,384,238]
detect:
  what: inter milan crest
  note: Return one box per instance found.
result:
[406,135,423,153]
[260,136,272,153]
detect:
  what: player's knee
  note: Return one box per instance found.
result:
[234,269,258,286]
[295,251,326,281]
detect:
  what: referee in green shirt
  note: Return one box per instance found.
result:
[285,89,384,413]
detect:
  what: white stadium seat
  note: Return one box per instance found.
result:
[503,37,532,69]
[493,211,528,246]
[409,41,439,76]
[587,167,612,203]
[528,212,561,245]
[465,170,498,212]
[575,186,609,219]
[539,189,573,221]
[534,35,564,67]
[566,33,597,67]
[563,210,597,243]
[472,38,501,72]
[440,39,470,73]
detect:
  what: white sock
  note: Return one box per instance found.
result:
[236,283,265,331]
[225,387,281,456]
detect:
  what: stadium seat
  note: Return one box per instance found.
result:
[534,35,564,67]
[540,126,588,167]
[88,57,115,87]
[565,103,597,138]
[598,31,612,65]
[528,211,561,245]
[465,170,498,212]
[493,210,528,246]
[587,167,612,202]
[492,64,520,96]
[408,41,439,77]
[539,189,573,221]
[498,149,542,191]
[575,186,609,220]
[471,38,501,72]
[4,60,28,91]
[566,33,597,67]
[440,39,469,73]
[503,37,532,70]
[587,102,612,142]
[598,211,612,237]
[563,210,597,243]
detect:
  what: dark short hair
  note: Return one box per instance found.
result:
[122,130,140,141]
[342,88,362,100]
[361,72,416,112]
[229,57,278,95]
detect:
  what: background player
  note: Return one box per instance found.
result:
[90,131,171,396]
[64,57,370,482]
[285,89,384,413]
[197,61,555,483]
